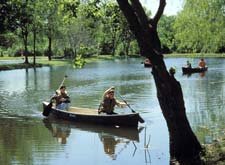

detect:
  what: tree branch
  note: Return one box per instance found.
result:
[130,0,149,29]
[116,0,142,39]
[152,0,166,26]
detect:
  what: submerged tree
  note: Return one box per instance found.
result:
[116,0,202,164]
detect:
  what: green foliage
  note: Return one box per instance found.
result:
[174,0,225,53]
[64,48,74,58]
[158,15,176,53]
[115,43,125,56]
[0,0,21,32]
[1,0,224,57]
[129,41,139,56]
[73,54,86,68]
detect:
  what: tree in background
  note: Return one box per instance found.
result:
[12,1,33,64]
[158,15,176,53]
[116,0,202,164]
[174,0,225,53]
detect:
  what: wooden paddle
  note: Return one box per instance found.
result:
[116,92,145,123]
[42,75,68,116]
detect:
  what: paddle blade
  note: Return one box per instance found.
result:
[138,115,145,123]
[42,102,52,116]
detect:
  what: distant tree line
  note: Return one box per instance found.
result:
[0,0,224,62]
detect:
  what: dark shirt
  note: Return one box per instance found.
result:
[52,92,70,106]
[100,97,117,114]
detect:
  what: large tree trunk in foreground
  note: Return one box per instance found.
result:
[117,0,202,163]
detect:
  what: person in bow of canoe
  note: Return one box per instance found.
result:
[98,86,126,115]
[51,85,70,110]
[186,60,192,68]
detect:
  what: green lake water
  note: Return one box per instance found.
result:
[0,57,225,165]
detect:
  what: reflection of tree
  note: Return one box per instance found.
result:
[185,63,225,144]
[0,118,60,165]
[132,127,151,164]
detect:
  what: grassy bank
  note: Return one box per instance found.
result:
[0,53,225,71]
[202,138,225,164]
[0,63,46,71]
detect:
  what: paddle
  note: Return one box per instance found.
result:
[42,75,68,116]
[116,92,145,123]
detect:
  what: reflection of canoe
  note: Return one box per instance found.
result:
[182,67,208,74]
[43,118,142,142]
[43,102,142,127]
[144,63,152,67]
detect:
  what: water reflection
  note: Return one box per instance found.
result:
[43,118,71,144]
[1,58,225,164]
[99,133,121,159]
[183,72,206,78]
[43,118,143,159]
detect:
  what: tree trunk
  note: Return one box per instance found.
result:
[116,0,202,163]
[22,27,29,64]
[48,36,52,61]
[33,28,36,65]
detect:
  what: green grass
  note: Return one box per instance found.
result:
[0,63,45,71]
[0,53,225,71]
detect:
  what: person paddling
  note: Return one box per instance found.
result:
[198,58,206,68]
[186,60,192,68]
[98,86,126,114]
[51,85,70,110]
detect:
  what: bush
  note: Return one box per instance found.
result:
[44,49,53,57]
[115,43,125,56]
[129,41,139,55]
[64,48,74,59]
[34,50,42,56]
[77,45,96,57]
[14,49,33,57]
[73,54,86,68]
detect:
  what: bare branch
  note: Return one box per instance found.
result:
[130,0,149,29]
[152,0,166,26]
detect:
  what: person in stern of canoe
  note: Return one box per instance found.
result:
[186,60,192,68]
[51,85,70,110]
[198,58,206,68]
[98,86,126,115]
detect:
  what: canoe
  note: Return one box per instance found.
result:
[182,66,208,74]
[144,62,152,67]
[42,102,143,127]
[144,59,152,67]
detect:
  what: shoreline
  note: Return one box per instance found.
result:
[0,63,48,71]
[0,54,225,71]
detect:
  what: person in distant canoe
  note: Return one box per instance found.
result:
[51,85,70,110]
[198,58,206,68]
[98,86,126,114]
[186,60,192,68]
